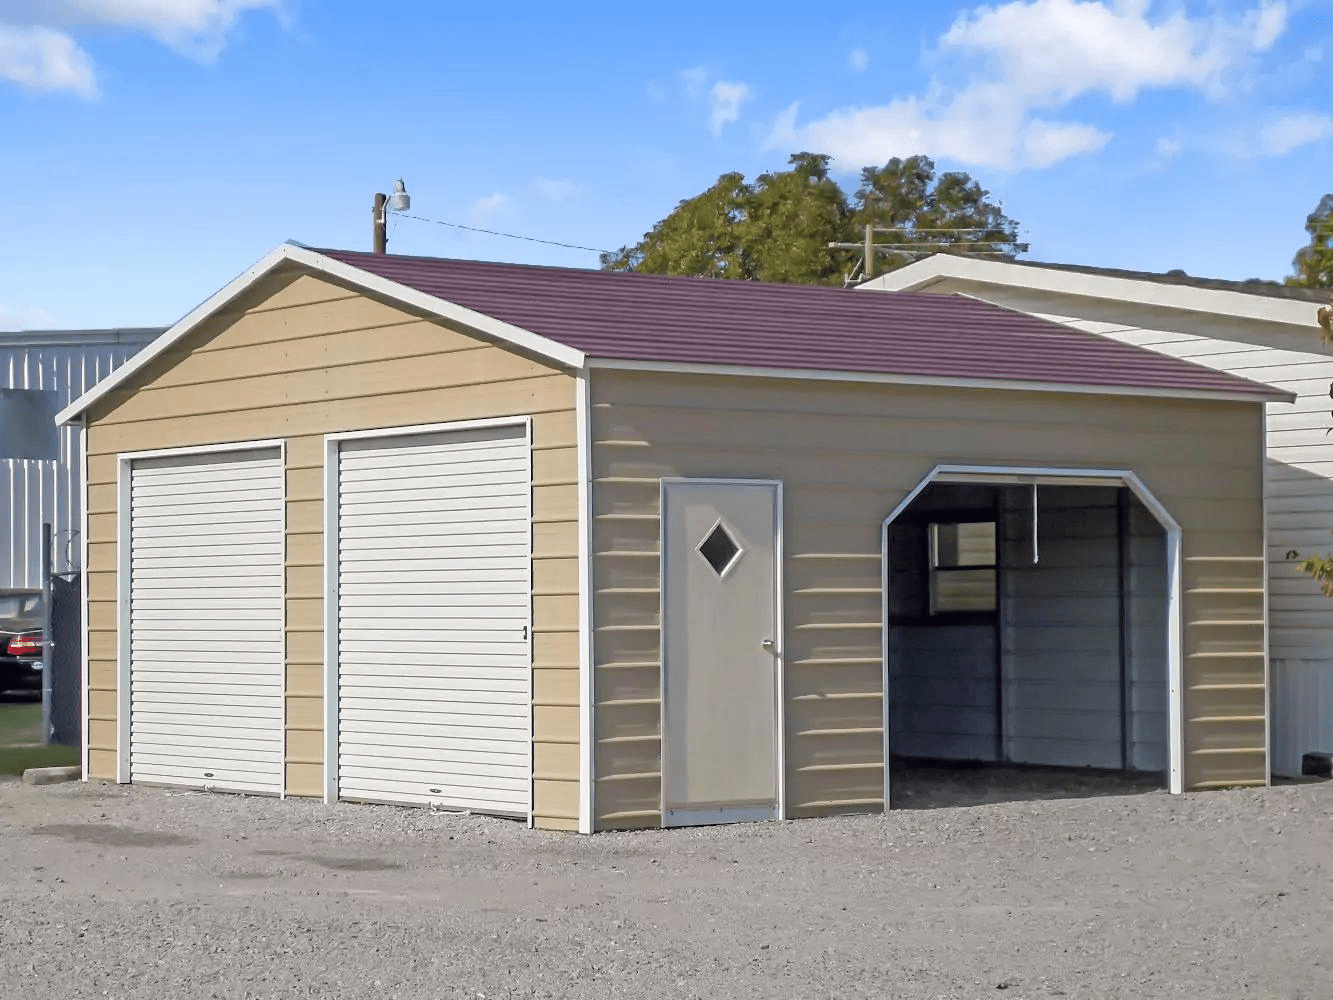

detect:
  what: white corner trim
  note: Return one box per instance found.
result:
[858,254,1323,330]
[56,244,585,426]
[880,464,1186,800]
[575,373,595,834]
[1260,407,1272,787]
[277,438,289,801]
[115,456,132,784]
[322,434,340,806]
[584,357,1291,405]
[79,418,90,782]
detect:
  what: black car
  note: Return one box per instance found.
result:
[0,589,44,694]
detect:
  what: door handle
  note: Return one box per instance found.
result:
[761,638,775,651]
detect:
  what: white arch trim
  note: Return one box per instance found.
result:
[880,464,1184,804]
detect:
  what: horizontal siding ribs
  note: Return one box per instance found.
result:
[591,368,1265,826]
[94,371,569,430]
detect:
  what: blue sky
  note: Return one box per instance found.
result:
[1,0,1330,330]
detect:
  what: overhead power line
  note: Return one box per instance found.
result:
[399,213,614,255]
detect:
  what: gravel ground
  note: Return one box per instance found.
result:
[2,772,1332,1000]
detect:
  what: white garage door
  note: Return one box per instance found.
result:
[128,447,285,794]
[335,423,532,816]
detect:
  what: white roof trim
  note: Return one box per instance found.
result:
[586,357,1293,404]
[56,244,585,425]
[859,254,1322,329]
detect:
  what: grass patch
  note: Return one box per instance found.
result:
[0,698,41,745]
[0,698,78,775]
[0,744,80,776]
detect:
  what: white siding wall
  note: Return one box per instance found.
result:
[905,281,1330,776]
[1,332,158,586]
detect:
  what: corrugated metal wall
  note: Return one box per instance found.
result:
[999,486,1167,772]
[0,332,157,586]
[886,484,1167,773]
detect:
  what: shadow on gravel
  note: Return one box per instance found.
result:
[889,758,1164,811]
[31,823,197,848]
[254,848,401,872]
[303,855,402,872]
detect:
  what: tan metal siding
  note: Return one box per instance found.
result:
[589,370,1266,828]
[83,271,579,830]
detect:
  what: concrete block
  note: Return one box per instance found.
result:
[22,765,82,786]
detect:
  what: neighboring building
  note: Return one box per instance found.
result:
[1,328,162,587]
[58,245,1286,831]
[860,255,1333,777]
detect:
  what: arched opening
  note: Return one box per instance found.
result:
[881,466,1183,808]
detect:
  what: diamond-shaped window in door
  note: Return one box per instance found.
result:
[697,521,742,577]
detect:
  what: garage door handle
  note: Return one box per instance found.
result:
[761,638,775,651]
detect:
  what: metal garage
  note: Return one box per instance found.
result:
[122,445,285,793]
[60,243,1289,833]
[327,421,533,816]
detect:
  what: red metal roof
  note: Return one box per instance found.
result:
[318,249,1286,399]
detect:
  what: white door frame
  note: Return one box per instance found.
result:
[322,416,535,824]
[880,464,1186,805]
[116,438,288,788]
[658,477,786,825]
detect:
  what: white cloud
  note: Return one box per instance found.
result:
[1155,135,1185,161]
[533,177,578,202]
[6,0,281,56]
[941,0,1285,102]
[771,90,1109,171]
[467,192,509,226]
[708,80,752,135]
[0,303,56,330]
[849,48,869,72]
[0,24,96,97]
[1018,117,1111,167]
[0,0,280,96]
[677,66,754,135]
[1255,112,1333,156]
[769,0,1289,170]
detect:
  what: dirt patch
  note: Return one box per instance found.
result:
[31,822,197,848]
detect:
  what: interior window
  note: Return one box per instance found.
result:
[929,521,997,614]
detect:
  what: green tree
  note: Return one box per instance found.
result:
[600,172,752,278]
[1289,193,1333,288]
[742,153,850,285]
[601,153,1026,285]
[852,156,1027,271]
